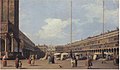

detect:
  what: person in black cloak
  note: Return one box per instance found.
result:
[74,55,77,67]
[51,55,55,64]
[70,50,73,58]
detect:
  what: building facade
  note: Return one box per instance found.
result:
[19,31,36,58]
[55,45,64,53]
[47,45,56,54]
[64,29,119,56]
[0,0,38,59]
[0,0,19,58]
[37,44,48,53]
[36,44,48,58]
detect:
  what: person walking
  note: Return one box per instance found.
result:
[2,55,7,67]
[86,56,92,69]
[35,55,37,60]
[19,61,22,68]
[51,55,55,64]
[71,58,74,67]
[28,55,31,65]
[73,55,77,67]
[15,55,19,69]
[74,56,77,67]
[48,55,51,64]
[31,55,35,66]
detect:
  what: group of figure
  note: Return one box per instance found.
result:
[86,57,93,69]
[71,55,77,67]
[2,54,93,69]
[28,54,36,66]
[2,55,7,67]
[15,55,22,69]
[70,52,93,69]
[2,55,22,69]
[2,54,37,68]
[48,55,55,64]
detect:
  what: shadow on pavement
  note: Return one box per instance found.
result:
[90,68,100,69]
[30,65,41,66]
[6,65,14,67]
[20,68,27,69]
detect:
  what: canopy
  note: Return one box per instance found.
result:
[104,52,113,55]
[61,53,69,60]
[54,53,61,56]
[75,53,81,55]
[94,52,102,55]
[61,53,69,56]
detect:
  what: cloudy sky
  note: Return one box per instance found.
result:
[19,0,119,45]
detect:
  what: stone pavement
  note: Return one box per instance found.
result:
[91,60,119,69]
[0,59,119,69]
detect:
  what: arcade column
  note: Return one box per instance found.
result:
[4,34,8,57]
[10,33,14,52]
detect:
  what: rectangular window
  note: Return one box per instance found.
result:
[115,44,118,46]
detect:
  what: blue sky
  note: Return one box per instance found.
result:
[19,0,119,45]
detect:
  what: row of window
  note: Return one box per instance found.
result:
[72,43,119,51]
[73,35,118,47]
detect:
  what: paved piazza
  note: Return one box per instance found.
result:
[0,59,119,69]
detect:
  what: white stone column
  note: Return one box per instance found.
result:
[4,34,8,57]
[10,33,14,52]
[11,37,14,52]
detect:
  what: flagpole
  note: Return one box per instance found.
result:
[70,0,72,51]
[102,0,105,58]
[103,0,104,35]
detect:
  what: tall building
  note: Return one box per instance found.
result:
[0,0,19,58]
[64,29,119,57]
[0,0,40,59]
[37,44,48,53]
[55,45,64,53]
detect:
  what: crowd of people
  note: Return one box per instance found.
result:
[71,55,78,67]
[2,53,119,69]
[1,54,92,69]
[2,54,37,69]
[48,55,55,64]
[28,54,36,66]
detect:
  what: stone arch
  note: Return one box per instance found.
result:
[111,49,113,52]
[107,49,109,52]
[108,49,111,52]
[100,49,101,53]
[117,48,119,55]
[114,48,116,52]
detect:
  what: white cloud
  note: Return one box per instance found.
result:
[38,18,70,39]
[19,0,119,45]
[37,18,81,39]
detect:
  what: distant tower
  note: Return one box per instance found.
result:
[0,0,19,57]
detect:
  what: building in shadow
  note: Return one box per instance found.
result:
[0,0,39,59]
[0,0,19,59]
